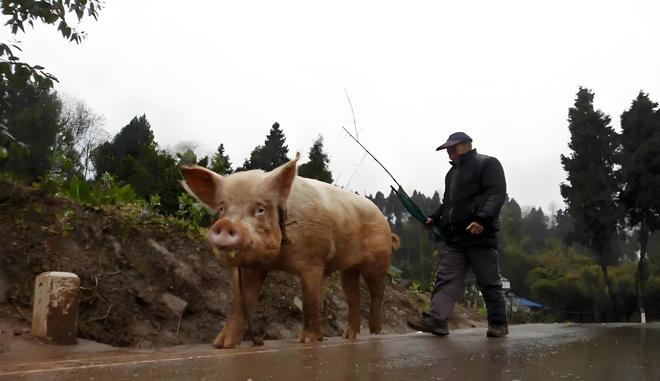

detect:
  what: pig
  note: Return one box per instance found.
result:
[179,153,399,348]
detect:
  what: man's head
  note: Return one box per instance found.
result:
[436,132,473,161]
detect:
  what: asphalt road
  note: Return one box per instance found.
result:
[1,323,658,380]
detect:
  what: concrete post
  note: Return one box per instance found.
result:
[32,272,80,345]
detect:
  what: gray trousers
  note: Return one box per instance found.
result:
[428,243,507,326]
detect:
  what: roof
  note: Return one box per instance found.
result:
[516,297,544,308]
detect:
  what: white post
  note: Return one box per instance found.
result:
[32,272,80,345]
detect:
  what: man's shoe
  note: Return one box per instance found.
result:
[407,314,449,336]
[486,324,509,338]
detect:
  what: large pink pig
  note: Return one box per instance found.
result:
[180,153,399,348]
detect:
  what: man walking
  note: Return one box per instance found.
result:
[407,132,509,338]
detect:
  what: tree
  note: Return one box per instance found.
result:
[298,135,333,183]
[1,0,103,89]
[241,122,289,171]
[619,91,660,320]
[92,115,181,213]
[55,96,107,180]
[521,207,549,251]
[500,198,523,243]
[560,87,621,317]
[210,143,232,175]
[1,1,101,173]
[1,79,61,181]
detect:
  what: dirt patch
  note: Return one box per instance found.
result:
[0,181,484,349]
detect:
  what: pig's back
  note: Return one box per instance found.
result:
[287,177,389,230]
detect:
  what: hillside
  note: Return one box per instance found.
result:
[0,181,484,349]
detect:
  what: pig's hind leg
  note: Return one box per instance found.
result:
[341,268,361,339]
[213,267,266,349]
[361,271,386,334]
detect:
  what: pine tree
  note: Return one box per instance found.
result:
[560,87,620,317]
[92,115,180,213]
[2,81,62,181]
[243,122,289,171]
[209,143,232,175]
[298,135,333,183]
[500,198,523,243]
[619,91,660,320]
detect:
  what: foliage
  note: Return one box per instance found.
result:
[619,91,660,315]
[240,122,289,171]
[54,96,107,180]
[560,87,621,317]
[91,115,181,213]
[209,143,232,175]
[298,135,333,183]
[499,198,522,242]
[560,87,621,266]
[1,0,103,88]
[1,79,61,181]
[62,173,138,206]
[175,192,213,232]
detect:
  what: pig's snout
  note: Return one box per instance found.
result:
[209,218,244,249]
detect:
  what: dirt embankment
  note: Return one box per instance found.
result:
[0,181,484,349]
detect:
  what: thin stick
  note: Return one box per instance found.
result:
[344,89,358,139]
[341,126,403,189]
[343,90,365,190]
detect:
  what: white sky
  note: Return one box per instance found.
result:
[6,0,660,211]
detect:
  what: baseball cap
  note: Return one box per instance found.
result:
[435,132,472,150]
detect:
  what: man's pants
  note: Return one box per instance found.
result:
[428,243,507,326]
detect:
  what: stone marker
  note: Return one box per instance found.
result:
[32,272,80,345]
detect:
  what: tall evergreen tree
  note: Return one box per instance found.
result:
[92,115,180,213]
[560,87,620,317]
[619,91,660,320]
[242,122,289,171]
[1,79,61,181]
[521,207,549,244]
[298,135,333,183]
[209,143,232,175]
[500,198,523,243]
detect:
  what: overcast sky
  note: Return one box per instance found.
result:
[7,0,660,212]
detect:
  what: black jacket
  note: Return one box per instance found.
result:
[430,149,506,245]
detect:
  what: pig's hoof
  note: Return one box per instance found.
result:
[343,327,358,340]
[298,331,324,343]
[369,325,382,334]
[212,330,241,349]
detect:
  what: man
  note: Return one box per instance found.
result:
[407,131,509,338]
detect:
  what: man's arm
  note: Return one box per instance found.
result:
[473,157,507,226]
[428,204,444,226]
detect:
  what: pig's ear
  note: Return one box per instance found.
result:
[267,152,300,201]
[179,165,222,207]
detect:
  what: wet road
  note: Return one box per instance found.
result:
[1,323,658,380]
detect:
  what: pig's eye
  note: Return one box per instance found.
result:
[255,206,266,216]
[218,205,225,215]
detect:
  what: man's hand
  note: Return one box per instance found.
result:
[423,217,433,229]
[466,221,484,235]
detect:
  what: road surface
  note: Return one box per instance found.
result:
[1,323,658,380]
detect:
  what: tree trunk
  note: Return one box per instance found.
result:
[637,217,649,324]
[600,262,613,322]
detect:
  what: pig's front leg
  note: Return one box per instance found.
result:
[213,267,266,349]
[298,267,325,343]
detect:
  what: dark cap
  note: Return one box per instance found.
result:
[435,132,472,150]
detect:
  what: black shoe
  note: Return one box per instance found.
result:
[407,314,449,336]
[486,324,509,338]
